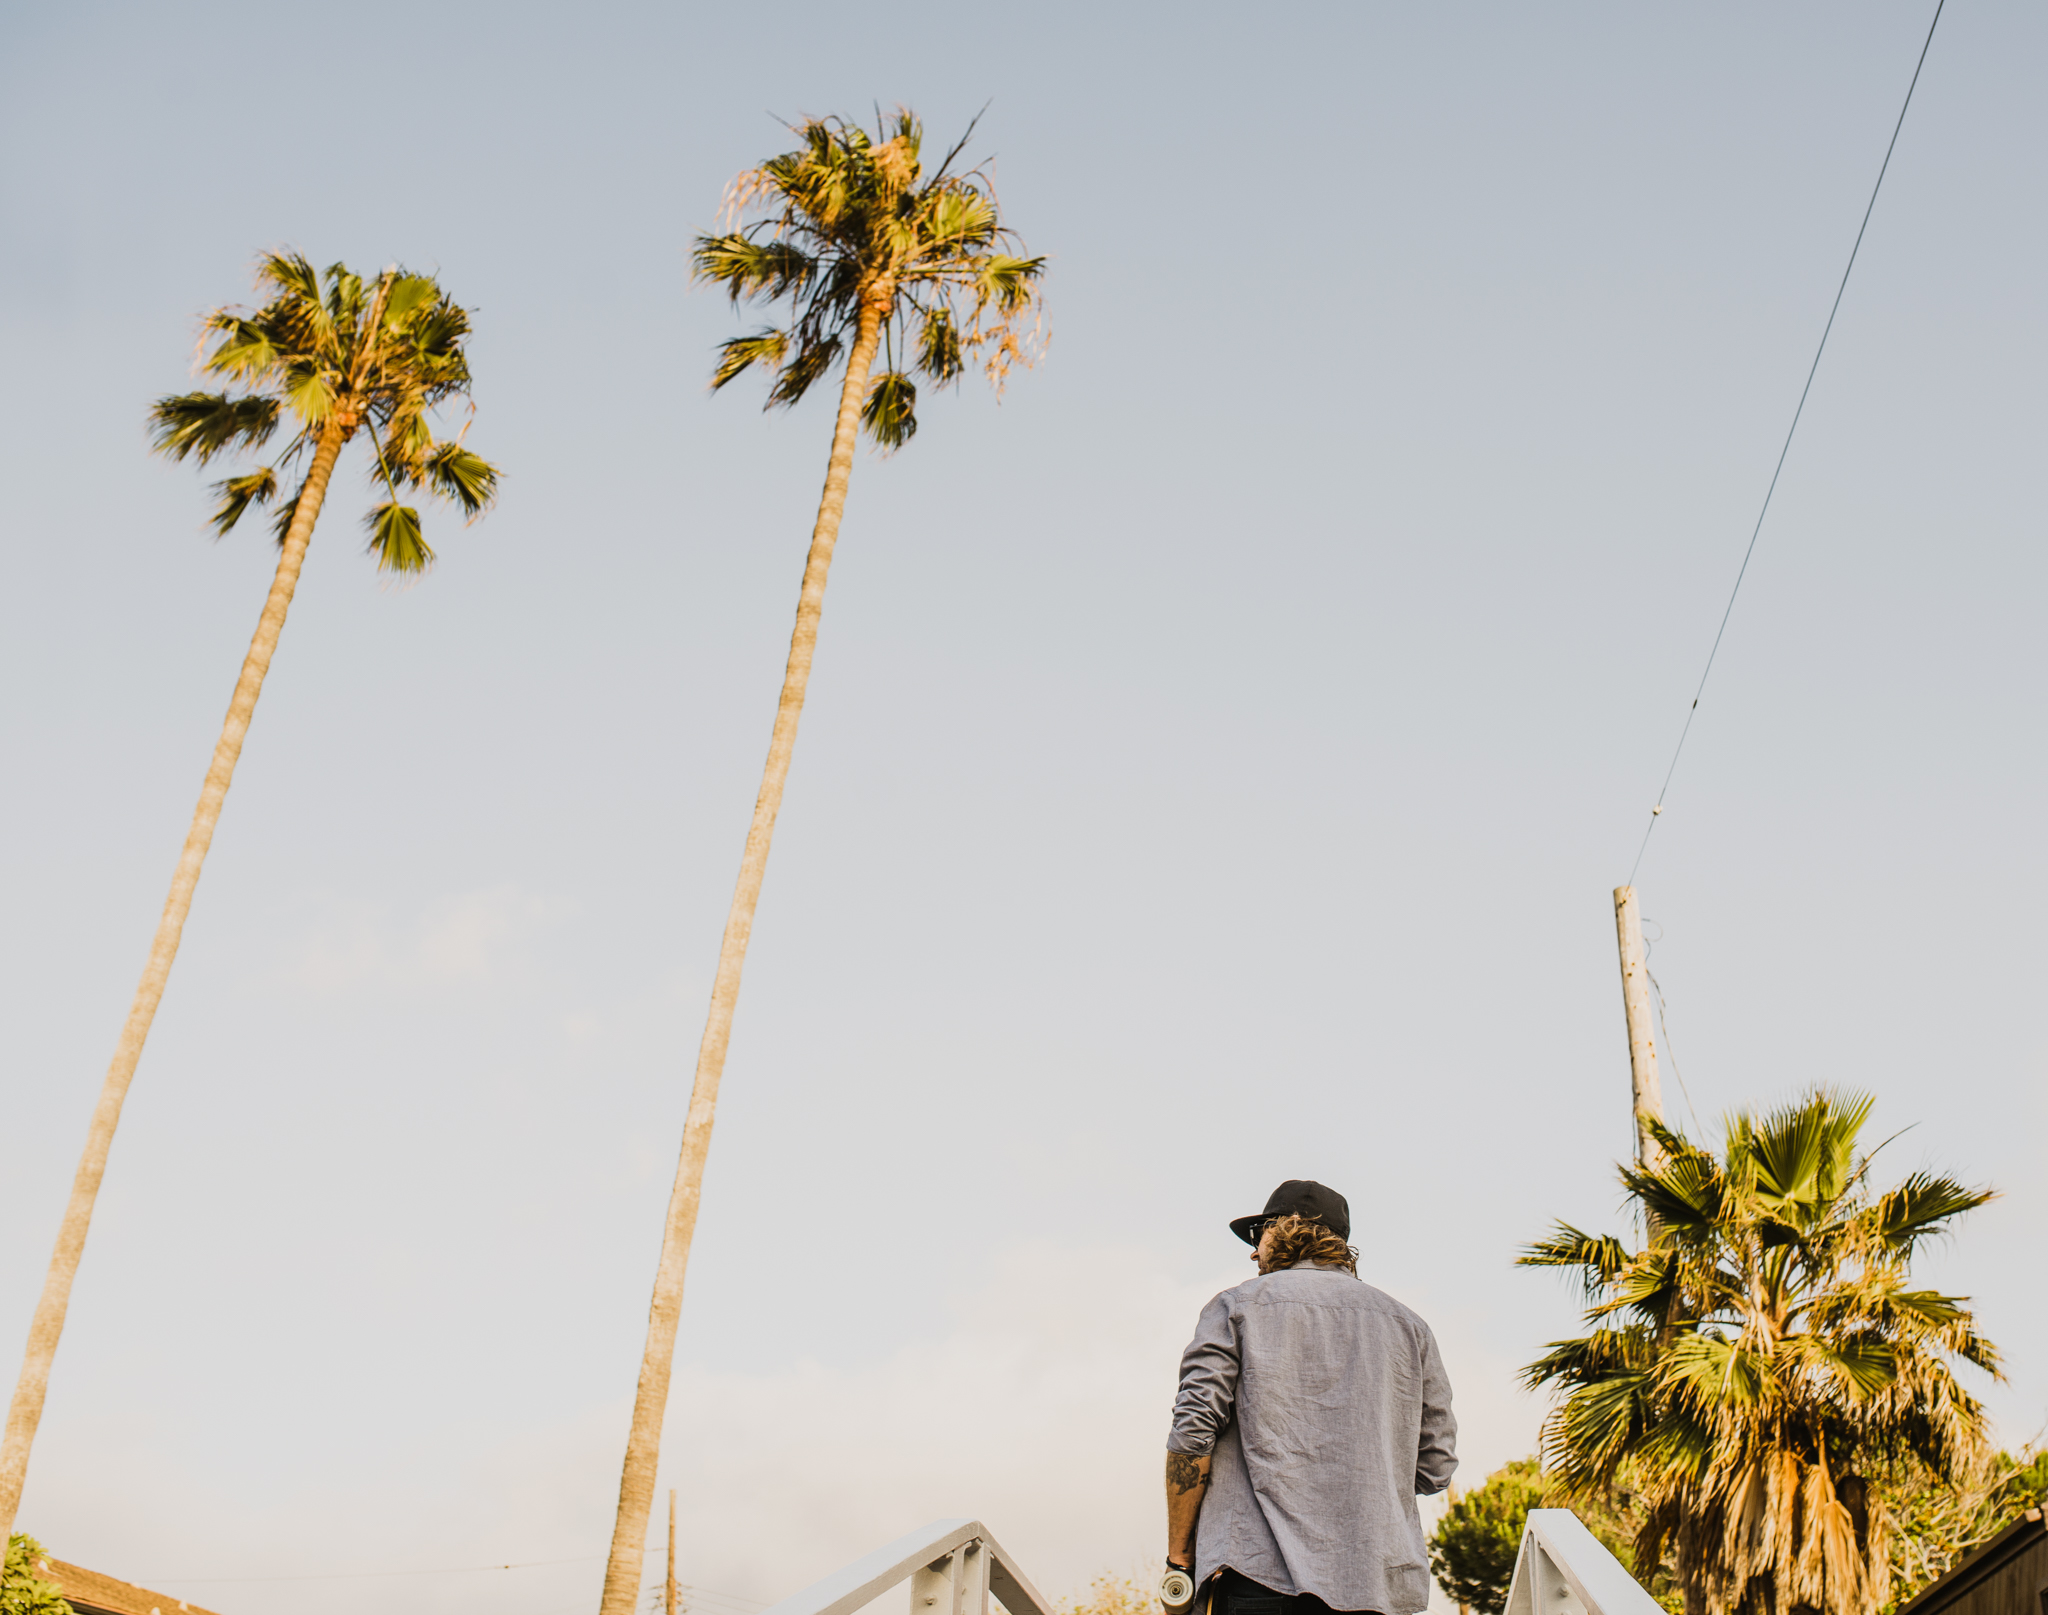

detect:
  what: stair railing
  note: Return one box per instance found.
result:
[757,1519,1052,1615]
[1506,1508,1666,1615]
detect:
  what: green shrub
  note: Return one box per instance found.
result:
[1428,1458,1676,1615]
[3,1537,71,1615]
[1429,1459,1548,1615]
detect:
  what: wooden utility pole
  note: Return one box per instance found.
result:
[666,1489,679,1615]
[1613,886,1666,1167]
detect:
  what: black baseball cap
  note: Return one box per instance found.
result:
[1230,1179,1351,1246]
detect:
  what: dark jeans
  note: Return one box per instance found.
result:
[1211,1569,1369,1615]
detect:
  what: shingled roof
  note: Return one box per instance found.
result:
[33,1556,229,1615]
[1893,1507,2046,1615]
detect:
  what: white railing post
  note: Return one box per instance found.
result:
[959,1538,990,1615]
[910,1554,952,1615]
[762,1519,1048,1615]
[910,1554,951,1615]
[1506,1510,1664,1615]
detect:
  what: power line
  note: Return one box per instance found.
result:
[666,1587,768,1614]
[1626,0,1947,885]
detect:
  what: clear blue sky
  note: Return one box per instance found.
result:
[2,2,2042,1612]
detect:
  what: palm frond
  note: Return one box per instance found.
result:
[915,306,962,385]
[712,329,790,391]
[1660,1331,1776,1411]
[149,392,280,464]
[1522,1325,1655,1390]
[252,252,336,359]
[1781,1333,1897,1401]
[860,370,917,448]
[1546,1374,1651,1492]
[765,333,841,408]
[1620,1156,1723,1237]
[323,263,366,329]
[207,468,278,535]
[922,189,996,251]
[1866,1173,1995,1253]
[406,301,473,365]
[364,500,433,574]
[256,251,323,305]
[202,317,283,381]
[1517,1222,1631,1295]
[1740,1090,1873,1217]
[380,405,434,475]
[692,236,819,303]
[1644,1116,1722,1186]
[974,253,1045,314]
[421,442,499,517]
[1591,1250,1680,1326]
[382,273,440,325]
[282,363,336,426]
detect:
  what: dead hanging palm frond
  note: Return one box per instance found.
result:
[1520,1090,1999,1615]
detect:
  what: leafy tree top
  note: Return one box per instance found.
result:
[693,110,1046,448]
[3,1536,70,1615]
[1430,1460,1548,1614]
[149,254,498,573]
[1427,1457,1676,1615]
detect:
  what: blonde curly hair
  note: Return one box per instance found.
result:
[1257,1212,1359,1275]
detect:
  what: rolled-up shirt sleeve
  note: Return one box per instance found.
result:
[1412,1323,1458,1495]
[1169,1293,1240,1456]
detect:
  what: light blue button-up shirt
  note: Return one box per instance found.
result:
[1168,1263,1458,1613]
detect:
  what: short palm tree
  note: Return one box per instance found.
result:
[594,111,1044,1615]
[1520,1090,1999,1615]
[0,254,497,1543]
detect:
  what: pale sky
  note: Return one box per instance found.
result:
[2,4,2043,1615]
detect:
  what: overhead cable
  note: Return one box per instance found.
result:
[1627,0,1947,884]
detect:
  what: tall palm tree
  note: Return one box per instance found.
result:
[1520,1090,1998,1615]
[594,110,1044,1615]
[0,254,498,1544]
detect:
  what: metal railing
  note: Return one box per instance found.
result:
[763,1504,1653,1615]
[757,1520,1052,1615]
[1507,1509,1666,1615]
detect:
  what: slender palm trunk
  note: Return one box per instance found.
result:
[596,291,890,1615]
[0,420,349,1542]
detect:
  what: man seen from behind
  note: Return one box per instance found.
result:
[1162,1180,1457,1615]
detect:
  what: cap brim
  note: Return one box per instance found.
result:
[1228,1214,1265,1247]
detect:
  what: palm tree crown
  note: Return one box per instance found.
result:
[150,253,497,570]
[1520,1090,1998,1615]
[692,109,1045,446]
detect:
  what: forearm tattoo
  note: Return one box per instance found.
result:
[1166,1452,1209,1495]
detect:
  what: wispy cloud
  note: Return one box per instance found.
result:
[275,886,550,994]
[21,1242,1535,1615]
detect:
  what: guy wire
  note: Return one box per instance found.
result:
[1627,0,1946,885]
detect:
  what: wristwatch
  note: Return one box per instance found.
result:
[1160,1564,1195,1608]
